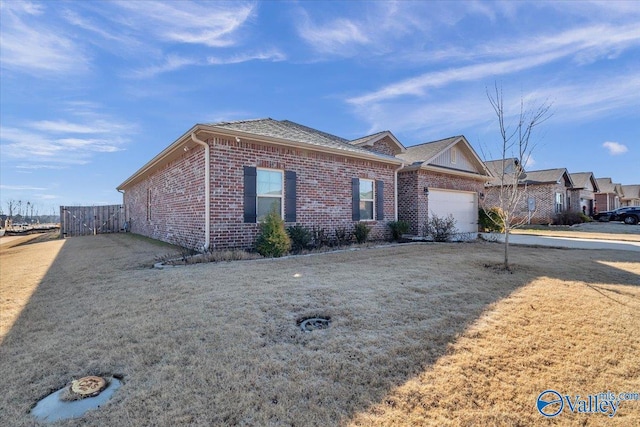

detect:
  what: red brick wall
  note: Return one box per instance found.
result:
[124,135,398,250]
[361,136,400,156]
[483,182,570,224]
[398,169,484,235]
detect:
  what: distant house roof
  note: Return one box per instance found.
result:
[523,168,574,187]
[569,172,599,192]
[397,135,489,178]
[596,178,616,193]
[621,184,640,201]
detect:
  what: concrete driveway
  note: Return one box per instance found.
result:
[481,233,640,252]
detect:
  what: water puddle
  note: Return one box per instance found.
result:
[31,377,122,422]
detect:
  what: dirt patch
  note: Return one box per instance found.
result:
[1,234,638,426]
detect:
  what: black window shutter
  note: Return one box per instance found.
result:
[376,180,384,221]
[243,166,257,223]
[352,178,360,221]
[285,170,296,223]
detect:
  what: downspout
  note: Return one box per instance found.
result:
[117,189,127,232]
[190,132,210,251]
[394,164,404,221]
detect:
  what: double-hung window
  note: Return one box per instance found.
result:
[257,169,283,221]
[359,179,375,221]
[555,192,564,213]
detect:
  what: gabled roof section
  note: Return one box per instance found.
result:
[208,118,402,162]
[569,172,599,192]
[397,135,489,177]
[484,158,521,176]
[621,185,640,200]
[349,131,406,154]
[596,177,615,193]
[117,119,404,190]
[523,168,574,187]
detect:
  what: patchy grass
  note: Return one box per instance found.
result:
[0,234,638,426]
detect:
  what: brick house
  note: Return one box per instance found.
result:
[568,172,599,216]
[482,163,575,224]
[396,136,489,235]
[594,178,623,212]
[117,119,490,250]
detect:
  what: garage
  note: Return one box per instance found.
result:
[428,189,477,234]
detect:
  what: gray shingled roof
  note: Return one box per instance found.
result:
[596,177,624,194]
[523,168,572,185]
[396,136,460,164]
[569,172,598,191]
[208,118,400,161]
[349,131,387,146]
[622,184,640,199]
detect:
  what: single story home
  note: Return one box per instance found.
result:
[117,119,490,250]
[594,178,623,212]
[621,185,640,207]
[569,172,599,216]
[482,161,575,224]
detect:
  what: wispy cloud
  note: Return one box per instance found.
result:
[296,13,370,55]
[111,0,255,48]
[0,185,47,191]
[602,141,628,155]
[0,1,90,75]
[1,104,135,166]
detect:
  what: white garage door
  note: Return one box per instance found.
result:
[428,189,477,234]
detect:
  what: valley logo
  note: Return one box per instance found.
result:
[537,389,628,418]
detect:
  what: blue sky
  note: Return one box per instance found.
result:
[1,0,639,213]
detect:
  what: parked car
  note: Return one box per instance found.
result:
[620,207,640,225]
[594,206,636,222]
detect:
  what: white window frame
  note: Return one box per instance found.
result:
[555,192,564,213]
[257,168,284,221]
[359,178,375,221]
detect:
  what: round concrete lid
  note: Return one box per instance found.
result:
[70,376,107,398]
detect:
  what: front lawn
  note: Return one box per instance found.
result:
[1,234,638,425]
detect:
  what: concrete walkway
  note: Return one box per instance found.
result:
[480,233,640,252]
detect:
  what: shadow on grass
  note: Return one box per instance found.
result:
[0,235,638,426]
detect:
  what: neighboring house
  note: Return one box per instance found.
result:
[621,185,640,206]
[117,119,489,250]
[482,162,574,224]
[396,136,489,235]
[569,172,599,216]
[594,178,623,212]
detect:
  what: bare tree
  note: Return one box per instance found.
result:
[6,200,16,218]
[483,83,552,270]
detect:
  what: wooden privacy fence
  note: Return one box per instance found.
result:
[60,205,124,237]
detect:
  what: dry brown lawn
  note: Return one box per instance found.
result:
[0,233,638,426]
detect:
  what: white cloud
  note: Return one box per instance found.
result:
[602,141,628,155]
[1,104,134,166]
[112,0,255,48]
[0,185,47,191]
[297,13,370,55]
[0,2,90,75]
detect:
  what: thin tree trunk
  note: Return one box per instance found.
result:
[504,228,510,270]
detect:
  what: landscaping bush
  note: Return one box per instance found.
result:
[255,211,291,257]
[478,207,505,232]
[287,224,312,253]
[387,220,410,241]
[423,214,458,242]
[552,211,589,226]
[310,226,330,249]
[353,222,371,244]
[334,227,352,246]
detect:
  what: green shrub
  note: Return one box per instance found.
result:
[387,220,410,241]
[478,207,505,232]
[334,227,352,246]
[353,222,371,244]
[287,224,312,253]
[552,211,588,226]
[255,211,291,257]
[423,214,458,242]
